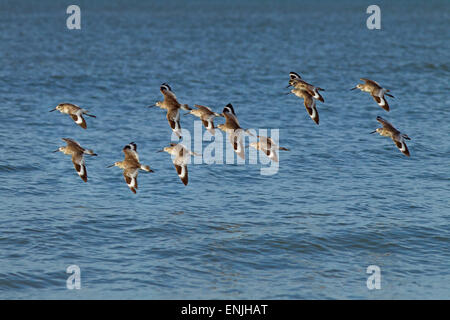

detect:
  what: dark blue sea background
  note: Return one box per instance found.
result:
[0,0,449,299]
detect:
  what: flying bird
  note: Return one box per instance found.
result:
[351,78,394,111]
[49,103,96,129]
[371,116,411,157]
[158,143,200,186]
[287,87,320,125]
[287,71,325,103]
[108,142,154,193]
[53,138,97,182]
[148,83,191,139]
[184,104,224,134]
[217,103,254,159]
[248,135,290,162]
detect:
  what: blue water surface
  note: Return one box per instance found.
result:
[0,0,449,299]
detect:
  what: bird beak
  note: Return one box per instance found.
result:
[285,84,292,88]
[147,105,156,108]
[106,164,115,168]
[156,149,164,153]
[370,130,377,134]
[52,149,59,153]
[49,108,57,112]
[183,111,191,116]
[350,87,357,91]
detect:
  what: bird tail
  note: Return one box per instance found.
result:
[85,149,97,156]
[402,134,411,140]
[141,165,154,172]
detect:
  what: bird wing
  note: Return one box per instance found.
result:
[303,94,320,125]
[172,145,189,186]
[174,163,188,186]
[311,87,325,102]
[265,147,279,162]
[70,113,87,129]
[258,135,279,149]
[229,130,245,160]
[361,78,381,88]
[123,168,139,193]
[393,139,410,157]
[71,153,87,182]
[62,138,83,150]
[202,119,215,134]
[163,91,181,108]
[123,146,140,162]
[289,71,302,80]
[65,103,82,112]
[371,93,390,111]
[258,138,279,162]
[376,116,398,133]
[194,104,213,114]
[224,112,241,129]
[167,109,181,137]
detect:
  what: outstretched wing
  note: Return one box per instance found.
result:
[174,163,188,186]
[167,109,181,138]
[229,130,245,159]
[394,140,410,157]
[162,90,180,107]
[371,94,389,111]
[123,143,139,162]
[70,113,87,129]
[376,116,397,133]
[202,119,215,134]
[361,78,381,88]
[257,135,270,148]
[261,144,279,162]
[312,87,325,103]
[222,103,243,127]
[123,168,138,193]
[195,104,213,113]
[266,148,279,162]
[289,71,302,80]
[72,153,87,182]
[223,112,241,129]
[303,95,319,125]
[63,138,83,150]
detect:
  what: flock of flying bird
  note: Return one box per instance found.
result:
[50,72,411,194]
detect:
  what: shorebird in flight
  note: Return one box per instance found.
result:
[53,138,97,182]
[108,142,154,194]
[217,103,254,159]
[287,71,325,103]
[248,135,289,162]
[184,104,224,134]
[371,116,411,157]
[351,78,394,111]
[158,143,200,186]
[148,83,191,139]
[49,103,96,129]
[287,87,320,125]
